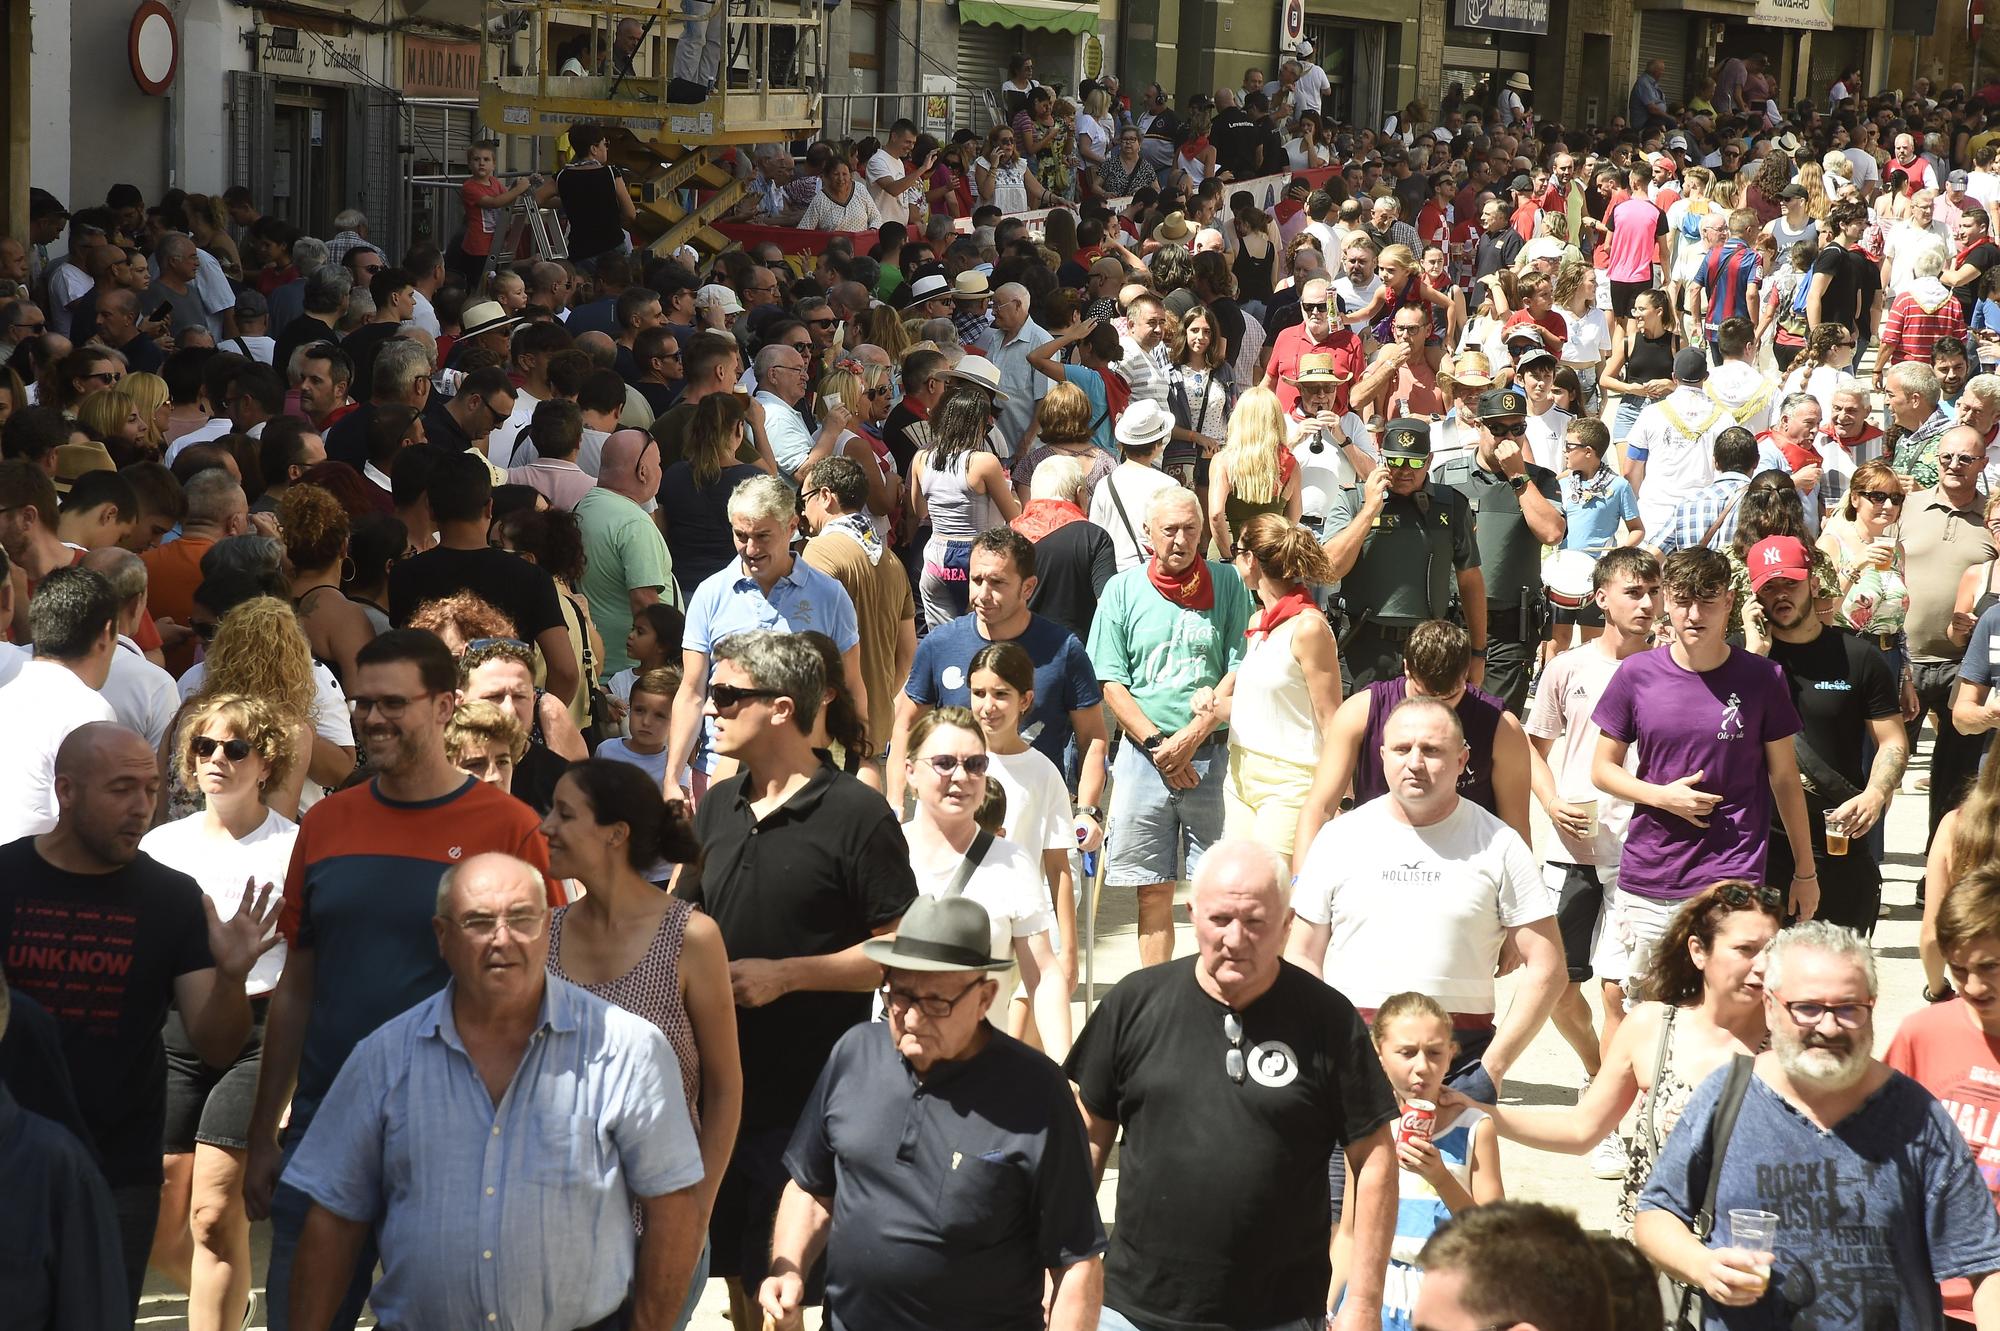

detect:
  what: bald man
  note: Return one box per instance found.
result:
[0,721,276,1315]
[282,851,704,1331]
[1066,839,1400,1331]
[577,427,676,672]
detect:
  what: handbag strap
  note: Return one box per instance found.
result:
[1637,1003,1679,1152]
[940,828,995,898]
[1105,472,1147,558]
[1698,485,1746,552]
[1691,1053,1756,1242]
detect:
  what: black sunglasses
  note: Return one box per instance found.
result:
[1487,421,1529,437]
[192,736,254,761]
[1717,884,1784,910]
[710,682,782,709]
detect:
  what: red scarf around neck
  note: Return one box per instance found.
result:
[1250,587,1314,640]
[1148,556,1214,610]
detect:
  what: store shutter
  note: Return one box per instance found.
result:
[956,21,1019,132]
[405,103,477,178]
[1808,29,1867,103]
[1636,12,1689,106]
[226,71,276,214]
[353,90,407,258]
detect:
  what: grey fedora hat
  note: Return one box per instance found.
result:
[861,896,1013,972]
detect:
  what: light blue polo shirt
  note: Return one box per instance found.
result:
[684,555,861,771]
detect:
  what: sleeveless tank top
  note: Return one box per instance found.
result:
[1222,448,1299,538]
[1229,614,1318,763]
[1621,1004,1703,1230]
[548,899,702,1130]
[1232,237,1276,304]
[921,450,999,543]
[1622,328,1677,388]
[1354,677,1505,813]
[1976,560,2000,620]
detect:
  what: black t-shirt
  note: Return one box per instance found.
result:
[883,401,928,480]
[787,1023,1107,1330]
[0,839,213,1187]
[324,402,380,470]
[343,323,402,403]
[387,543,567,643]
[1211,108,1261,181]
[510,740,571,816]
[1768,627,1898,794]
[634,380,679,416]
[651,398,761,472]
[1207,297,1247,368]
[1065,958,1398,1330]
[1853,248,1882,328]
[677,762,918,1131]
[1958,240,2000,320]
[1028,519,1117,645]
[272,314,337,393]
[420,397,473,453]
[1259,123,1288,176]
[1812,243,1862,328]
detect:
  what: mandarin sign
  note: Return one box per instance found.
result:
[402,35,480,98]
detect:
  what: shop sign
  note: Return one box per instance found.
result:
[402,36,479,98]
[1453,0,1550,36]
[1750,0,1834,28]
[257,24,369,85]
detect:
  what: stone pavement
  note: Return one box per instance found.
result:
[140,729,1942,1329]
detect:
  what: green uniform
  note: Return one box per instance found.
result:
[1330,481,1478,692]
[1430,454,1562,713]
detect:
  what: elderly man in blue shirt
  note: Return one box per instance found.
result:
[664,473,865,804]
[281,853,705,1331]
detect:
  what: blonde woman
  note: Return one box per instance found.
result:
[76,387,150,464]
[1796,160,1831,221]
[1555,262,1610,415]
[140,691,298,1331]
[124,370,172,457]
[813,357,899,532]
[1077,86,1113,179]
[1207,385,1302,554]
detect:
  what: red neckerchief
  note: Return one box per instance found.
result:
[1148,556,1215,610]
[1757,427,1818,473]
[1249,586,1314,641]
[1960,237,1991,268]
[1818,421,1885,453]
[1011,498,1086,542]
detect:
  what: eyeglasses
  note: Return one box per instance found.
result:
[1487,421,1528,437]
[191,736,254,762]
[348,691,437,718]
[919,752,990,778]
[189,618,221,642]
[1779,999,1875,1029]
[450,907,548,942]
[11,320,44,332]
[880,978,985,1018]
[1855,490,1903,505]
[1224,1011,1246,1084]
[1717,883,1784,911]
[710,682,783,709]
[1383,455,1427,469]
[1940,453,1987,468]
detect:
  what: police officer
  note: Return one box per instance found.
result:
[1323,416,1486,693]
[1431,386,1568,713]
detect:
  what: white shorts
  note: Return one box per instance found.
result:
[1590,885,1686,988]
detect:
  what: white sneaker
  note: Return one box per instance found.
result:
[1590,1131,1626,1180]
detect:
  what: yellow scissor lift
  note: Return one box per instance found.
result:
[479,0,827,260]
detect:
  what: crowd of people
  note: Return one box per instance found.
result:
[18,35,2000,1331]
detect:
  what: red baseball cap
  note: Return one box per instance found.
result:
[1746,535,1812,591]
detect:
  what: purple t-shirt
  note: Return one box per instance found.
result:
[1591,646,1801,900]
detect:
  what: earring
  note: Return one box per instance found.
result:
[340,556,356,583]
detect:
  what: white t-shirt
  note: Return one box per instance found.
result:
[986,746,1072,857]
[1294,62,1331,116]
[1561,306,1612,367]
[1292,795,1552,1015]
[1968,170,2000,209]
[138,809,298,996]
[179,658,354,811]
[909,829,1055,962]
[1627,387,1728,536]
[1089,463,1181,571]
[1883,219,1952,295]
[866,148,917,228]
[1843,148,1881,190]
[1334,274,1383,318]
[0,660,118,843]
[103,635,180,750]
[1522,644,1636,867]
[1525,404,1574,473]
[1302,219,1340,260]
[0,640,28,689]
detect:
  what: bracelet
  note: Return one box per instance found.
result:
[1792,870,1818,880]
[1471,647,1488,658]
[1923,981,1956,1004]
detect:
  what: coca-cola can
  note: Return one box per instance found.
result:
[1397,1098,1436,1146]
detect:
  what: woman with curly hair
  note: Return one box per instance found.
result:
[1011,381,1114,511]
[281,483,378,685]
[1206,385,1301,553]
[1744,150,1794,225]
[493,505,607,735]
[405,588,517,650]
[413,592,589,762]
[162,595,326,823]
[139,691,298,1331]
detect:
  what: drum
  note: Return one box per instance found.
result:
[1542,549,1598,611]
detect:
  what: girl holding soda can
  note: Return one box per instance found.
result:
[1330,991,1502,1330]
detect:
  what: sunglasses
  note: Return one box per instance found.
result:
[1224,1011,1246,1084]
[1383,455,1427,469]
[710,682,782,709]
[191,736,253,761]
[1940,453,1986,468]
[1717,883,1784,910]
[1486,421,1528,437]
[919,752,991,777]
[1855,490,1903,505]
[465,636,533,655]
[1300,302,1329,314]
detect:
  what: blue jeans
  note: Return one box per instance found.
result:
[1099,1309,1321,1331]
[1101,735,1226,888]
[671,1240,711,1331]
[265,1133,377,1331]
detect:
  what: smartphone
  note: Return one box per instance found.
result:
[824,393,842,410]
[153,300,174,322]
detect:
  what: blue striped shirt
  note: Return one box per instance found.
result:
[1657,472,1751,554]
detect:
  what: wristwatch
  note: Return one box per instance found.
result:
[1141,734,1165,755]
[1508,473,1529,493]
[1076,804,1104,822]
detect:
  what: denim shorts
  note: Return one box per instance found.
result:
[1102,735,1226,888]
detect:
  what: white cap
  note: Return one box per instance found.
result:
[1294,39,1314,58]
[697,283,744,314]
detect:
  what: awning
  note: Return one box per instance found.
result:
[959,0,1099,36]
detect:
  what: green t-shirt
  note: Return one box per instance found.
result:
[1087,561,1252,735]
[577,487,677,673]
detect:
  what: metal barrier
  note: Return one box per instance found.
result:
[820,90,1001,141]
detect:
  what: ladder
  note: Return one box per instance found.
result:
[482,200,570,284]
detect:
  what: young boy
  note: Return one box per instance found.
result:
[456,143,541,281]
[594,666,683,882]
